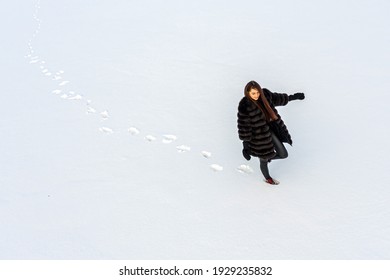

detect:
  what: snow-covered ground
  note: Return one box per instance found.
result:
[1,0,390,259]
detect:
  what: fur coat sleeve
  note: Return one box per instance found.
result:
[263,88,289,107]
[237,99,252,142]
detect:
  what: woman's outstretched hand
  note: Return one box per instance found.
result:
[288,92,305,101]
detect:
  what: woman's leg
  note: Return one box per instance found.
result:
[259,132,288,179]
[271,131,288,160]
[260,158,271,179]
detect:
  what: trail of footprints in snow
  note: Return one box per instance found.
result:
[25,0,255,175]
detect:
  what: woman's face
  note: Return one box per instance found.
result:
[248,88,260,101]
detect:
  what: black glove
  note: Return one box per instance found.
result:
[288,92,305,101]
[242,141,251,161]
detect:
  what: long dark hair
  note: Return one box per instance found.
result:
[244,81,278,122]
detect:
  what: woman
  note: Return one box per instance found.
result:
[237,81,305,185]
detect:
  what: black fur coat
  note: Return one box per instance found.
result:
[237,88,292,160]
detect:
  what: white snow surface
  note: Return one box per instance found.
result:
[1,0,390,259]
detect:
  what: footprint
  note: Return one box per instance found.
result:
[68,94,83,100]
[99,127,114,134]
[60,94,69,99]
[52,75,62,81]
[128,127,140,136]
[101,110,109,120]
[52,89,62,95]
[210,164,223,172]
[86,107,97,114]
[162,134,177,144]
[176,145,191,153]
[59,81,69,86]
[237,165,253,174]
[145,135,156,142]
[201,151,212,159]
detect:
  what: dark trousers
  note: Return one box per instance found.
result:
[260,132,288,179]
